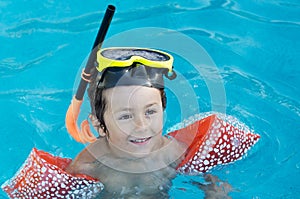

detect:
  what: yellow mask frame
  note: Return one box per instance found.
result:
[96,47,174,72]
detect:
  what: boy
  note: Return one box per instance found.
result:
[2,47,260,199]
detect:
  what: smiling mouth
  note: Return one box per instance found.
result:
[129,137,151,144]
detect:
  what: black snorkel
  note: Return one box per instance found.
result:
[65,5,115,143]
[76,5,115,100]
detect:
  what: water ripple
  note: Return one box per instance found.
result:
[0,44,68,77]
[111,4,185,24]
[170,0,300,27]
[227,9,300,27]
[4,1,299,40]
[0,88,71,104]
[1,88,71,133]
[5,12,103,37]
[212,0,300,27]
[223,67,300,118]
[277,1,300,8]
[179,28,240,44]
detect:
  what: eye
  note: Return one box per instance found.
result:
[118,114,133,120]
[145,109,157,116]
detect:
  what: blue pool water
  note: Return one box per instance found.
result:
[1,0,300,198]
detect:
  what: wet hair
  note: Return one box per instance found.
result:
[88,74,167,134]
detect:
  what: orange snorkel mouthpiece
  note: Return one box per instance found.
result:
[65,97,97,143]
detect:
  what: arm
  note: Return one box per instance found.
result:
[2,148,103,199]
[191,174,233,199]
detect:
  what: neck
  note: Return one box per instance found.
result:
[99,136,175,173]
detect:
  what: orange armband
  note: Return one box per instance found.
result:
[169,114,260,174]
[2,148,104,198]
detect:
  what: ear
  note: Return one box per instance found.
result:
[89,114,106,137]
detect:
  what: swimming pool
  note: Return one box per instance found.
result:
[1,0,299,198]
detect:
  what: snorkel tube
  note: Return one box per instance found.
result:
[65,5,115,143]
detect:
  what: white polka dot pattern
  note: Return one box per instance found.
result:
[2,148,104,198]
[170,114,260,174]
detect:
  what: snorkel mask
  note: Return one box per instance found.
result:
[96,47,177,89]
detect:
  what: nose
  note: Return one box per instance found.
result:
[134,115,149,132]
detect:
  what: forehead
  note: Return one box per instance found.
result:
[103,86,161,108]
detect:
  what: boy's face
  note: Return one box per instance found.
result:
[103,85,164,158]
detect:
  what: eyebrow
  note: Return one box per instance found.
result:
[114,103,159,113]
[145,103,159,108]
[114,107,133,113]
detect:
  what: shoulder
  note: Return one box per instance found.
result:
[66,139,108,177]
[161,136,187,167]
[65,149,96,175]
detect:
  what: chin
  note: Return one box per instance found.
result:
[127,150,152,159]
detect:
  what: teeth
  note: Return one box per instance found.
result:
[131,138,149,143]
[133,138,146,143]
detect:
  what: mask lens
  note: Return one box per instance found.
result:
[101,49,170,61]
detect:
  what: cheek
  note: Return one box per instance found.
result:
[106,123,129,144]
[104,115,133,138]
[150,113,163,132]
[114,121,134,135]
